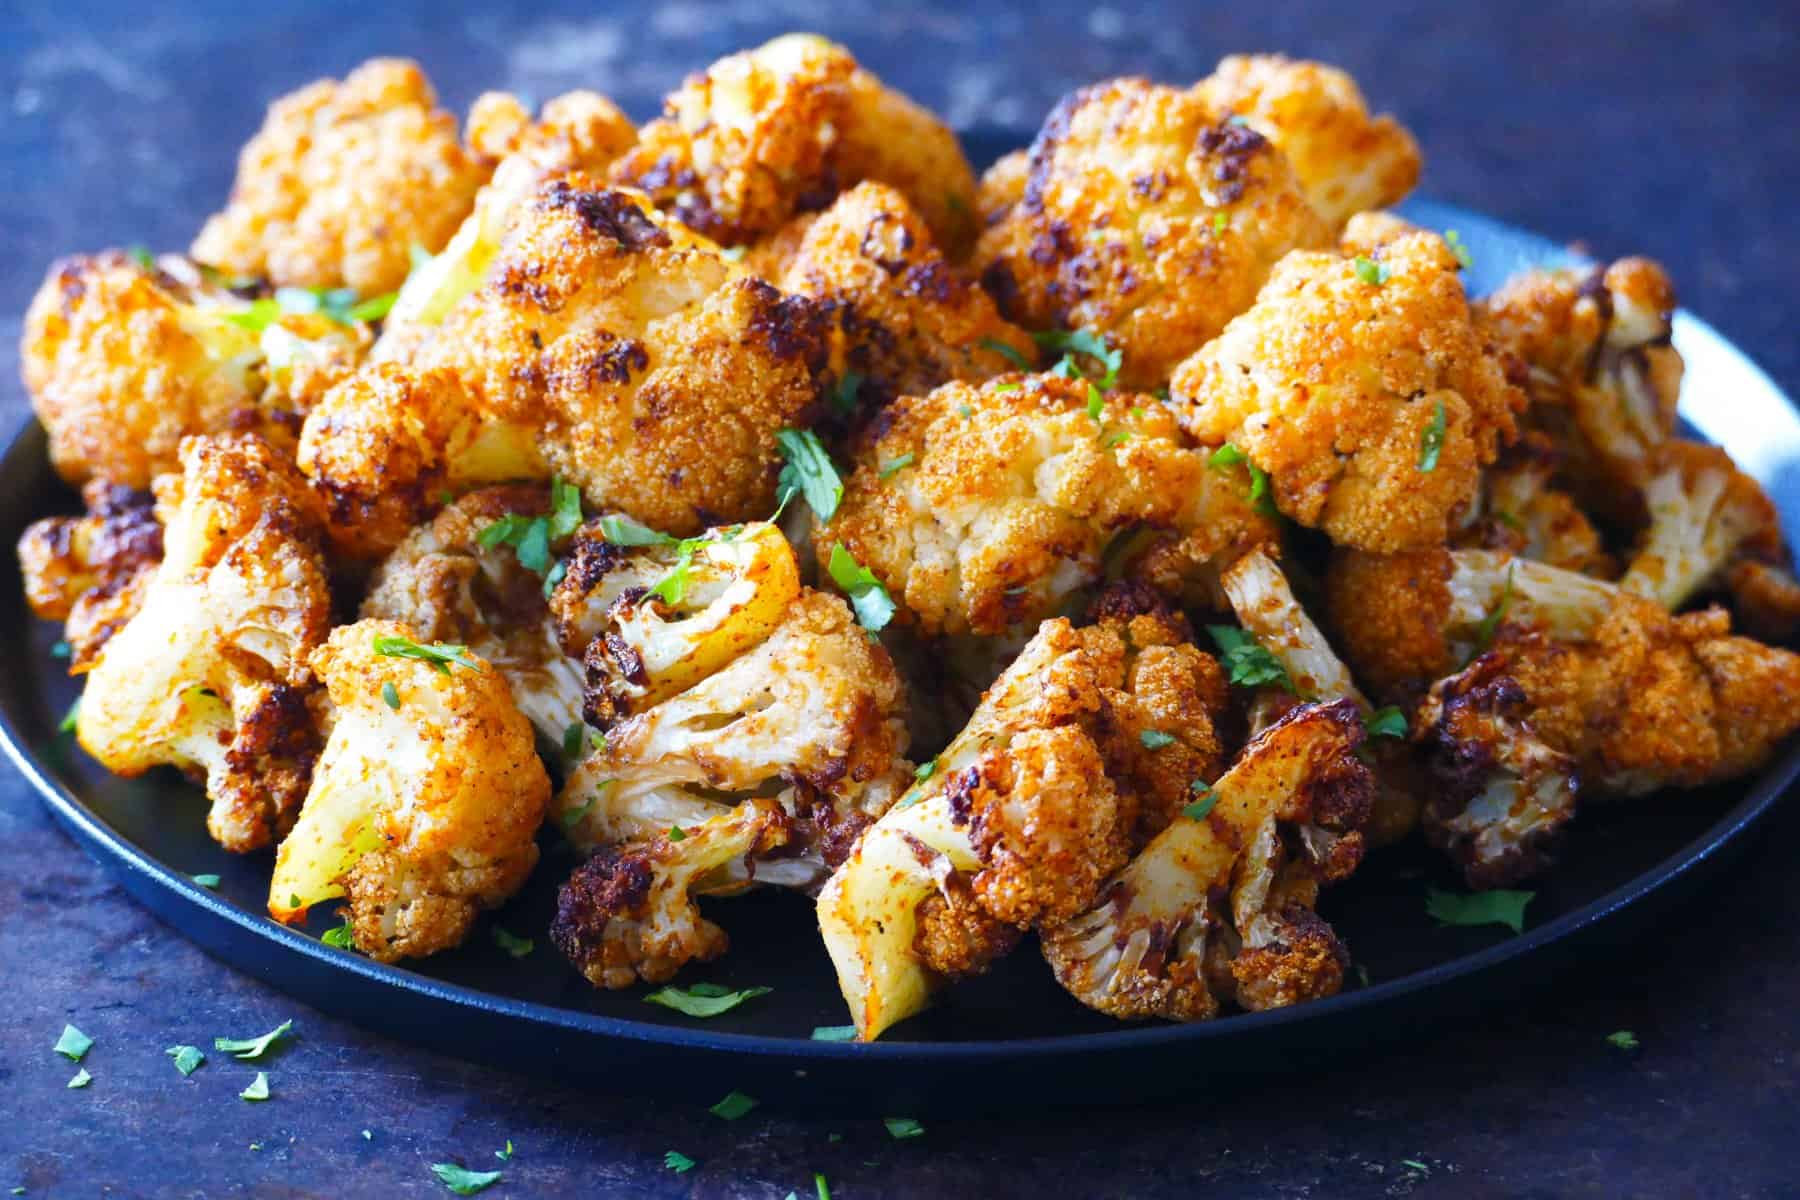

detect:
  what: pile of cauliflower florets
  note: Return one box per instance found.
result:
[19,37,1800,1040]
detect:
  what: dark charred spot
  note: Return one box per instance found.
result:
[1084,579,1181,628]
[859,213,916,274]
[551,849,654,966]
[585,332,650,385]
[979,259,1021,320]
[786,777,871,870]
[942,764,985,827]
[793,168,843,217]
[899,259,962,304]
[497,263,560,314]
[541,180,671,251]
[1196,120,1270,205]
[743,280,831,366]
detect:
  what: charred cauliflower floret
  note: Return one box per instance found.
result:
[609,34,977,253]
[1192,54,1422,228]
[1621,440,1789,612]
[1040,699,1372,1023]
[22,251,367,487]
[269,619,549,961]
[774,182,1035,408]
[412,177,831,534]
[361,485,587,743]
[819,373,1278,636]
[1170,216,1525,552]
[973,77,1330,389]
[75,434,330,851]
[1477,257,1681,521]
[18,481,163,671]
[191,58,488,295]
[816,610,1226,1039]
[1454,432,1612,576]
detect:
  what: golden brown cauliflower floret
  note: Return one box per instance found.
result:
[1171,217,1525,552]
[775,182,1034,409]
[818,373,1278,636]
[76,434,331,851]
[18,481,163,672]
[1040,699,1372,1023]
[191,58,488,295]
[22,251,365,487]
[974,150,1029,230]
[973,78,1330,388]
[269,619,550,962]
[411,177,831,534]
[609,34,977,253]
[1193,54,1422,228]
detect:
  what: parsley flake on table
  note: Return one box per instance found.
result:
[884,1116,925,1140]
[1607,1030,1640,1051]
[1418,397,1447,472]
[491,926,534,958]
[165,1044,206,1076]
[776,428,844,523]
[811,1025,856,1041]
[1425,887,1534,933]
[1364,706,1408,739]
[53,1024,93,1061]
[239,1072,271,1102]
[67,1068,92,1089]
[192,874,221,889]
[372,635,481,674]
[826,544,897,632]
[431,1163,502,1194]
[664,1151,696,1174]
[1206,625,1295,691]
[1139,729,1177,751]
[643,983,772,1017]
[496,1140,514,1161]
[709,1090,759,1120]
[214,1018,294,1060]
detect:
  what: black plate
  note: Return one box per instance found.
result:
[6,134,1799,1112]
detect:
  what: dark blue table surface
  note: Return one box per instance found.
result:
[2,2,1798,1196]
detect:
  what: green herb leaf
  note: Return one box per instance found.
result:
[165,1044,205,1077]
[832,371,863,416]
[1207,443,1277,517]
[430,1163,502,1194]
[214,1018,294,1060]
[1049,354,1082,380]
[643,984,772,1018]
[597,514,678,546]
[826,543,897,632]
[548,476,584,540]
[647,538,701,605]
[381,682,401,711]
[816,1172,832,1200]
[1183,782,1217,821]
[878,453,915,480]
[1364,706,1408,739]
[491,926,534,958]
[67,1068,91,1089]
[1606,1030,1639,1051]
[50,639,71,659]
[1085,381,1105,424]
[562,721,585,760]
[495,1140,514,1161]
[372,634,481,674]
[1419,397,1446,472]
[1102,430,1132,448]
[1475,565,1516,651]
[53,1024,93,1061]
[192,874,221,889]
[1139,729,1177,751]
[1213,212,1229,235]
[979,337,1031,370]
[776,428,844,524]
[1208,443,1247,468]
[1425,887,1534,933]
[884,1116,926,1140]
[1444,228,1473,270]
[709,1090,758,1120]
[542,558,567,598]
[991,381,1022,392]
[1033,328,1122,388]
[663,1151,696,1174]
[127,245,157,271]
[60,697,81,734]
[667,825,687,842]
[239,1071,271,1102]
[322,918,356,949]
[1353,255,1390,286]
[1206,625,1295,691]
[811,1025,856,1041]
[914,759,938,782]
[1401,1160,1429,1174]
[347,291,398,322]
[225,298,282,331]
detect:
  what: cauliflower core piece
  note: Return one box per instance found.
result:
[76,434,330,851]
[1192,54,1422,229]
[269,619,549,960]
[22,251,366,487]
[191,58,488,295]
[18,480,163,672]
[973,77,1331,389]
[1170,216,1525,552]
[1040,699,1372,1022]
[819,372,1278,636]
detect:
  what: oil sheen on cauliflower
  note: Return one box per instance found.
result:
[269,619,549,961]
[75,434,331,852]
[1170,215,1525,552]
[191,58,489,295]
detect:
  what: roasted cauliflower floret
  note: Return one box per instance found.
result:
[191,58,488,295]
[609,34,977,252]
[1040,699,1372,1022]
[819,372,1277,636]
[973,150,1029,230]
[1193,54,1422,228]
[973,77,1330,388]
[269,619,549,961]
[774,182,1034,409]
[22,251,366,487]
[18,480,163,671]
[1170,216,1525,552]
[1455,433,1611,576]
[1621,440,1788,612]
[1478,257,1681,520]
[76,434,330,851]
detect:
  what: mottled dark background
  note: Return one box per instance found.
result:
[3,1,1799,1196]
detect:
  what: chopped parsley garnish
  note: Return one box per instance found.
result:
[269,284,394,326]
[1495,509,1525,532]
[1206,625,1295,691]
[50,640,70,659]
[373,634,481,674]
[815,1172,832,1200]
[957,404,974,419]
[1208,443,1277,517]
[884,1117,926,1140]
[832,371,864,416]
[776,428,844,523]
[239,1072,271,1102]
[1139,729,1177,751]
[1213,212,1229,235]
[476,478,584,578]
[826,543,897,632]
[597,513,678,546]
[1425,887,1533,933]
[1183,782,1217,821]
[541,558,567,598]
[1209,444,1246,468]
[1085,381,1105,425]
[60,697,81,734]
[914,759,938,781]
[214,1018,294,1060]
[321,918,356,949]
[496,1141,514,1161]
[1049,354,1081,380]
[127,245,156,271]
[879,453,916,480]
[643,983,772,1018]
[979,337,1031,370]
[165,1044,205,1076]
[1352,255,1390,286]
[991,381,1022,392]
[1418,398,1446,472]
[347,292,398,322]
[1401,1160,1430,1174]
[667,825,687,842]
[381,682,401,711]
[663,1151,696,1174]
[1606,1030,1640,1051]
[811,1025,856,1041]
[647,537,703,605]
[1444,228,1474,270]
[67,1068,91,1089]
[491,927,534,958]
[562,722,585,760]
[225,298,282,331]
[430,1163,502,1194]
[1364,706,1408,739]
[1102,430,1132,448]
[192,874,221,889]
[1474,566,1516,651]
[53,1024,93,1061]
[709,1090,758,1120]
[1034,328,1122,388]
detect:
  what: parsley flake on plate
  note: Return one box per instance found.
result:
[884,1116,925,1140]
[1606,1030,1640,1051]
[643,983,772,1018]
[491,926,534,958]
[214,1018,294,1060]
[664,1151,696,1174]
[431,1163,502,1194]
[192,874,221,889]
[1425,887,1533,933]
[811,1025,856,1041]
[496,1140,514,1161]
